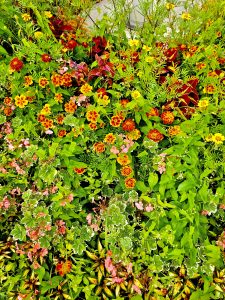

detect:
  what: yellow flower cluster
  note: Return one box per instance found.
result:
[205,133,225,145]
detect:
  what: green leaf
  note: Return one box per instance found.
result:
[0,114,6,124]
[148,172,158,191]
[136,181,149,193]
[11,224,26,241]
[0,45,8,55]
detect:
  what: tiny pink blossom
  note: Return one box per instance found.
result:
[201,210,210,216]
[0,167,7,174]
[112,277,124,284]
[45,130,53,135]
[127,262,133,274]
[40,248,48,257]
[90,224,99,232]
[145,204,154,212]
[86,213,92,225]
[135,201,144,210]
[110,146,119,155]
[67,193,74,202]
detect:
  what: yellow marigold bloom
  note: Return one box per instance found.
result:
[145,56,154,63]
[40,104,51,115]
[131,90,141,99]
[97,95,110,106]
[34,31,44,39]
[128,39,140,47]
[80,83,93,94]
[126,129,141,140]
[39,77,49,88]
[181,12,191,20]
[168,125,181,136]
[44,11,53,18]
[198,99,209,109]
[211,133,225,145]
[15,95,28,108]
[22,13,31,22]
[205,134,213,142]
[137,71,143,77]
[143,45,151,51]
[54,93,63,103]
[166,3,175,10]
[117,153,131,166]
[104,133,116,144]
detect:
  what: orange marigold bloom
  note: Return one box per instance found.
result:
[161,111,175,125]
[57,114,64,125]
[10,57,23,72]
[147,129,164,142]
[126,129,141,140]
[93,142,105,153]
[168,125,181,136]
[146,107,159,118]
[124,177,136,189]
[89,123,98,130]
[55,93,63,103]
[15,95,28,108]
[39,77,49,88]
[104,133,116,144]
[117,112,125,122]
[110,115,122,127]
[62,73,72,87]
[117,153,131,166]
[4,107,13,116]
[121,165,133,177]
[26,95,35,103]
[37,114,46,122]
[120,99,129,107]
[51,74,62,87]
[196,62,206,70]
[58,129,67,137]
[42,118,54,129]
[41,54,52,62]
[74,168,86,174]
[203,84,216,94]
[40,104,51,115]
[56,260,72,276]
[80,83,93,94]
[86,110,99,122]
[122,119,136,131]
[64,101,77,114]
[24,76,33,87]
[4,97,12,106]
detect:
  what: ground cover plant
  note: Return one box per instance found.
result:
[0,0,225,299]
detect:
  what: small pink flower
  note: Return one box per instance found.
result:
[132,284,142,294]
[45,130,53,135]
[135,201,144,210]
[158,163,166,174]
[90,223,99,231]
[112,277,124,284]
[86,213,92,225]
[201,210,210,216]
[40,248,48,257]
[127,262,133,274]
[0,167,7,173]
[145,204,154,212]
[67,193,73,202]
[33,261,41,269]
[59,66,68,74]
[3,198,10,209]
[110,146,119,155]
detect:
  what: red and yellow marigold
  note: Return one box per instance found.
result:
[41,53,52,62]
[64,101,77,114]
[93,142,105,153]
[147,129,164,142]
[40,104,51,115]
[55,93,63,103]
[160,111,175,124]
[126,129,141,140]
[120,99,129,107]
[56,260,72,276]
[104,133,116,144]
[51,74,63,87]
[4,97,12,106]
[117,153,131,166]
[203,84,216,94]
[125,177,136,189]
[15,95,28,108]
[74,168,86,174]
[56,114,64,125]
[10,58,23,72]
[39,77,49,88]
[89,123,98,130]
[146,107,159,118]
[110,115,122,127]
[86,110,99,123]
[122,119,136,131]
[168,125,181,136]
[41,118,54,129]
[24,76,33,87]
[121,165,133,177]
[62,73,72,87]
[80,83,93,94]
[4,107,13,116]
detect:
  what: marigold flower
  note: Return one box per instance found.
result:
[44,11,53,18]
[125,177,136,189]
[196,62,206,70]
[55,93,63,103]
[80,83,93,95]
[121,165,133,177]
[110,115,122,127]
[62,73,72,87]
[56,114,64,125]
[97,94,110,106]
[211,133,225,145]
[131,90,141,99]
[128,39,139,47]
[198,99,209,109]
[34,31,43,39]
[166,2,175,9]
[4,107,13,116]
[89,123,98,130]
[4,97,12,106]
[120,99,129,107]
[22,13,31,21]
[40,104,51,115]
[41,54,52,62]
[56,260,72,276]
[51,74,63,87]
[15,95,28,108]
[168,125,181,136]
[181,12,191,20]
[41,118,54,129]
[104,133,116,144]
[24,75,33,87]
[64,101,77,114]
[147,129,164,142]
[161,111,175,124]
[39,77,49,88]
[146,107,159,118]
[143,45,151,51]
[74,168,86,174]
[126,129,141,140]
[10,58,23,72]
[66,39,77,50]
[86,110,99,122]
[93,142,105,153]
[117,153,131,166]
[58,129,67,137]
[203,84,216,94]
[122,119,136,131]
[97,88,107,98]
[145,56,154,63]
[37,114,46,123]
